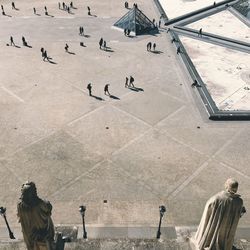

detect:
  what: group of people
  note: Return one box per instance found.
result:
[40,47,49,61]
[86,76,136,97]
[124,2,138,9]
[124,29,131,37]
[58,1,74,12]
[1,1,92,16]
[99,38,107,50]
[125,76,135,88]
[1,2,17,15]
[79,26,84,36]
[86,83,111,96]
[146,42,156,52]
[9,36,28,47]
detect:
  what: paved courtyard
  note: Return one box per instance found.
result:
[0,0,250,237]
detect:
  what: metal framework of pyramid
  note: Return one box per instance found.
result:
[114,6,157,35]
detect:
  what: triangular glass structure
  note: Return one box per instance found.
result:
[114,6,157,35]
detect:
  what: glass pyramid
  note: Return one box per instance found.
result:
[114,6,157,35]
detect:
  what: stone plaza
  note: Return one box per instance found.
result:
[0,0,250,245]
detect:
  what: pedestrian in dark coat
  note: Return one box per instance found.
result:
[87,83,92,96]
[99,38,103,49]
[104,84,111,96]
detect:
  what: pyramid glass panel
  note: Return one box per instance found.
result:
[114,7,157,35]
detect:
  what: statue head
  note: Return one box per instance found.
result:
[225,178,238,194]
[20,181,39,207]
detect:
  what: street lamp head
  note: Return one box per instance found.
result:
[0,207,6,216]
[159,205,166,215]
[79,205,86,215]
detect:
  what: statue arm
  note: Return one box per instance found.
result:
[241,206,246,217]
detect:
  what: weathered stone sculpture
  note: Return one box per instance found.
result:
[17,182,55,250]
[192,178,246,250]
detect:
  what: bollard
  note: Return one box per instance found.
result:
[156,205,166,239]
[0,207,15,239]
[79,205,87,239]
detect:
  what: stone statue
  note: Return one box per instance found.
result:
[17,182,55,250]
[191,178,246,250]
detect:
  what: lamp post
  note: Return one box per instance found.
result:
[79,205,87,239]
[156,205,166,239]
[0,207,15,239]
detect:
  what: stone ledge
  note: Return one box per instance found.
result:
[0,225,176,241]
[0,238,249,250]
[0,239,181,250]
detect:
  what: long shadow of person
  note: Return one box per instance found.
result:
[104,47,114,53]
[127,35,136,39]
[152,50,163,54]
[91,95,104,101]
[109,95,120,100]
[46,13,54,17]
[67,51,76,55]
[6,43,20,48]
[4,13,12,17]
[129,86,144,92]
[48,60,57,64]
[47,57,57,64]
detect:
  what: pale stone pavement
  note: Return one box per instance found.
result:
[0,0,250,239]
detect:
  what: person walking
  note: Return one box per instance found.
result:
[125,77,129,88]
[177,46,181,54]
[104,84,110,96]
[65,43,69,52]
[87,83,92,96]
[1,5,5,15]
[198,28,202,37]
[10,36,15,46]
[87,6,91,15]
[11,2,15,9]
[103,41,106,51]
[129,76,135,88]
[33,7,36,15]
[147,42,152,51]
[43,50,48,61]
[153,43,156,51]
[22,36,26,46]
[99,38,103,49]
